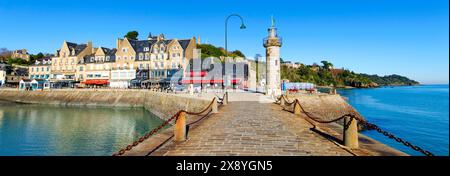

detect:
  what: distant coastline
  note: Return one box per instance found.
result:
[280,60,420,88]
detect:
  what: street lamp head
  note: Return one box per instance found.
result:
[240,24,246,29]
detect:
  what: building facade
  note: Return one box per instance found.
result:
[51,41,93,88]
[78,47,116,87]
[4,67,28,87]
[11,49,30,61]
[111,33,197,88]
[29,57,52,80]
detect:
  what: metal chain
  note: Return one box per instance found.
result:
[112,111,179,156]
[357,120,434,156]
[279,95,435,156]
[112,97,218,156]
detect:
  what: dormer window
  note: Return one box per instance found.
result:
[144,47,149,52]
[106,56,110,61]
[90,57,94,62]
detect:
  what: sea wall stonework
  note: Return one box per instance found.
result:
[0,90,210,120]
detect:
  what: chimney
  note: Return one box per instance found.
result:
[116,38,122,49]
[87,41,93,54]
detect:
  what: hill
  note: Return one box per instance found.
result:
[281,61,419,88]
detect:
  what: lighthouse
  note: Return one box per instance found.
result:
[263,16,282,96]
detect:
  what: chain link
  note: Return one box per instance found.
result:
[112,96,221,156]
[278,95,435,156]
[357,120,434,156]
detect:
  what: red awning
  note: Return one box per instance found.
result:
[181,79,241,84]
[84,79,109,85]
[185,71,208,77]
[181,79,224,84]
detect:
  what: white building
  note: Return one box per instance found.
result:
[0,70,5,86]
[110,69,136,88]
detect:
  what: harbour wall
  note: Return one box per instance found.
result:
[0,89,211,120]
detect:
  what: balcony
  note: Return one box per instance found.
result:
[263,37,282,47]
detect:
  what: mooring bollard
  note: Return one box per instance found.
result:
[223,92,228,105]
[280,96,285,106]
[293,100,301,115]
[174,111,187,142]
[343,116,359,148]
[212,98,218,113]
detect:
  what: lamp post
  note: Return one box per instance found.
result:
[224,14,246,91]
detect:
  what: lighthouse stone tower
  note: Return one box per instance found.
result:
[263,17,282,97]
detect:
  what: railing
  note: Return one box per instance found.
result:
[276,95,434,156]
[112,93,228,156]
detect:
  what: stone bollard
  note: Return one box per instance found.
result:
[293,100,301,115]
[223,92,228,105]
[280,95,285,106]
[174,111,187,142]
[343,116,359,148]
[212,98,218,113]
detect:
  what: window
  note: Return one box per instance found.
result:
[145,53,149,60]
[144,47,149,52]
[139,64,143,69]
[106,56,110,61]
[124,56,127,60]
[31,68,34,72]
[79,66,84,71]
[47,67,49,71]
[41,68,44,71]
[117,56,121,60]
[131,56,134,60]
[146,64,149,68]
[139,54,143,60]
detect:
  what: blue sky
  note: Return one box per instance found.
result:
[0,0,448,84]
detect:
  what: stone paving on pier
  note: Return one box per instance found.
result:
[151,100,353,156]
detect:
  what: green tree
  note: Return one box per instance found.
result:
[230,50,245,58]
[7,58,29,65]
[29,52,45,64]
[320,60,333,70]
[124,31,139,40]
